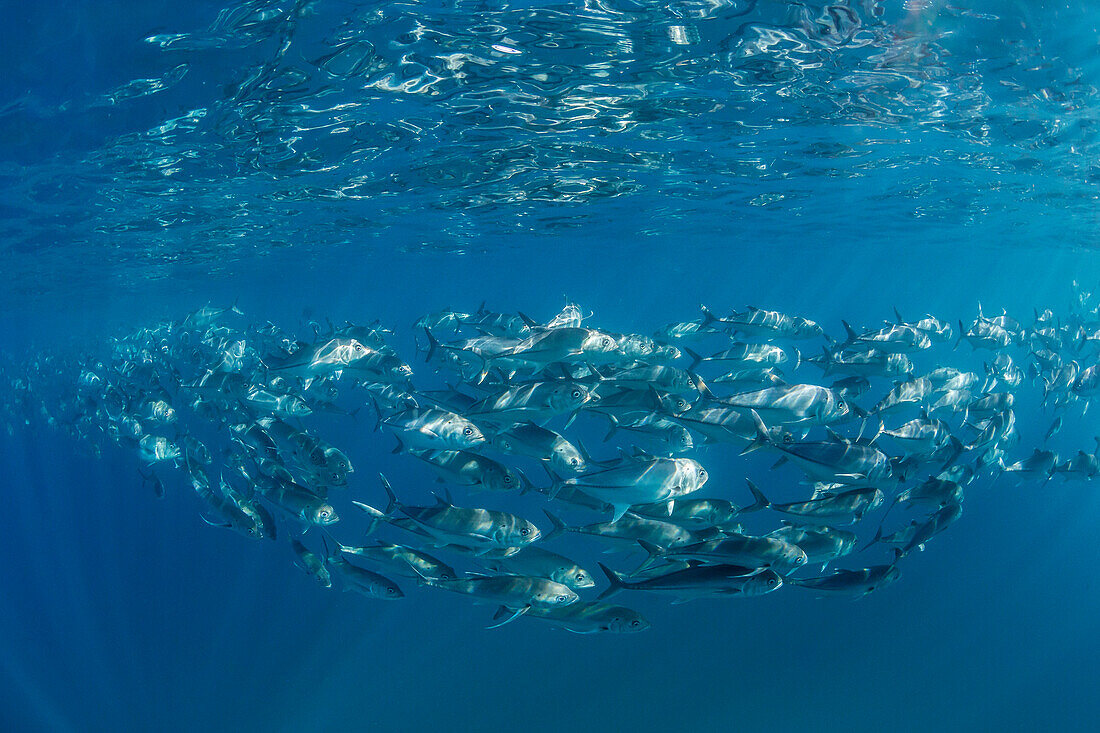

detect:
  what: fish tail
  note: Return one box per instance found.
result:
[739,410,773,456]
[596,562,626,601]
[840,320,857,343]
[603,414,620,443]
[351,501,386,535]
[743,479,770,512]
[486,605,530,630]
[631,540,666,576]
[542,509,567,540]
[423,328,440,364]
[378,473,399,514]
[685,348,704,371]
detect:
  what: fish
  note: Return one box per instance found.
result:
[467,381,593,425]
[1001,449,1057,481]
[497,327,623,367]
[895,502,963,557]
[542,510,711,548]
[1055,447,1100,480]
[403,446,530,493]
[887,478,964,514]
[873,377,933,414]
[355,475,540,553]
[882,415,954,456]
[547,456,709,521]
[840,321,932,354]
[747,480,884,525]
[598,562,782,603]
[636,533,807,575]
[481,546,595,590]
[786,565,901,597]
[290,540,333,588]
[265,338,377,376]
[495,601,650,634]
[603,414,694,454]
[326,553,404,600]
[631,490,767,528]
[894,309,954,342]
[701,305,824,341]
[766,524,858,567]
[377,407,486,452]
[489,422,586,475]
[743,412,895,488]
[702,382,855,426]
[686,343,798,371]
[331,539,457,581]
[809,346,913,378]
[413,571,578,627]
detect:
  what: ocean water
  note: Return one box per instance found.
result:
[3,1,1100,731]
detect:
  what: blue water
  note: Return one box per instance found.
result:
[3,2,1100,731]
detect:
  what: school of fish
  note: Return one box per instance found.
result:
[3,283,1099,634]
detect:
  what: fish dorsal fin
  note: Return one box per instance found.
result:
[825,427,846,444]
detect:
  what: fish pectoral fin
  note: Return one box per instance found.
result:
[610,504,631,522]
[199,515,231,529]
[485,605,530,630]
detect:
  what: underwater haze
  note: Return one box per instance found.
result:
[2,1,1100,732]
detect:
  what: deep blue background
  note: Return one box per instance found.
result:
[3,1,1100,732]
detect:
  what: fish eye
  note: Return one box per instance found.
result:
[504,475,513,483]
[556,595,567,602]
[387,587,397,595]
[521,528,529,536]
[768,578,777,586]
[572,390,581,399]
[570,457,579,466]
[463,427,473,436]
[631,619,640,627]
[837,400,846,410]
[783,434,794,444]
[602,338,611,347]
